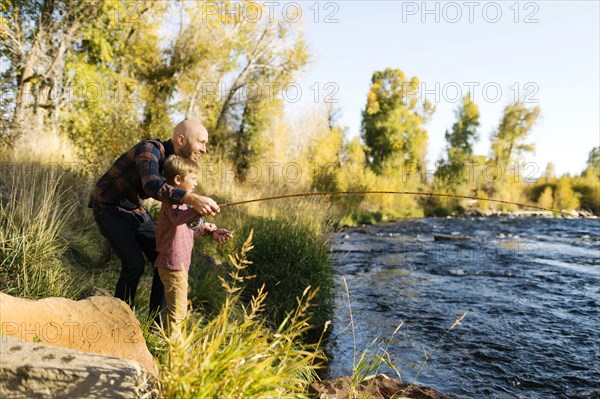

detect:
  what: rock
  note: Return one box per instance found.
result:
[577,209,596,218]
[433,234,470,241]
[310,375,454,399]
[77,287,112,300]
[0,335,157,399]
[0,292,158,377]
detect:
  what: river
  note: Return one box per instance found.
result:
[326,217,600,399]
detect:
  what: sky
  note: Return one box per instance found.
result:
[284,0,600,176]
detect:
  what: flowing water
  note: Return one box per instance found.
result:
[326,217,600,399]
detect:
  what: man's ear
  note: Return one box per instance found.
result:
[176,134,186,146]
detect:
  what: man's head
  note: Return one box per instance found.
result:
[163,155,200,192]
[172,119,208,162]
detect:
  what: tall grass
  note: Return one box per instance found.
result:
[159,231,326,398]
[0,156,337,398]
[0,163,77,298]
[228,199,336,339]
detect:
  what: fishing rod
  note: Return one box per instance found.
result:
[218,191,582,218]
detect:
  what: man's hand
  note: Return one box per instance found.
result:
[211,228,233,244]
[183,192,220,216]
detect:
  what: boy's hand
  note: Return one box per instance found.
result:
[202,222,217,233]
[211,228,233,244]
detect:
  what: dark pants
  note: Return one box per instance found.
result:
[92,206,165,324]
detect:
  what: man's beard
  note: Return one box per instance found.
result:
[180,141,196,160]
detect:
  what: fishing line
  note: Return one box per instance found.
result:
[218,191,581,218]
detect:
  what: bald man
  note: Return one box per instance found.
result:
[89,120,220,323]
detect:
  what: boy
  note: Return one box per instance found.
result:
[156,155,233,331]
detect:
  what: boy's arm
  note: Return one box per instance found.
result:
[165,205,203,226]
[193,222,216,238]
[210,227,234,244]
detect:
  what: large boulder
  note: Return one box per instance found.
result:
[0,335,157,398]
[0,292,158,377]
[310,375,454,399]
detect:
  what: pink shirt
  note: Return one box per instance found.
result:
[155,204,206,271]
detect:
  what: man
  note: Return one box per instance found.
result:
[89,119,220,321]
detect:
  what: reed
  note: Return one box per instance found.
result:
[159,231,326,398]
[0,163,77,298]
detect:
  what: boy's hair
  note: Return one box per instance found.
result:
[163,155,199,185]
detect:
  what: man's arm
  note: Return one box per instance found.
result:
[135,141,219,215]
[136,142,186,204]
[182,192,220,216]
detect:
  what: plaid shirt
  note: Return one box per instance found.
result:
[89,139,187,222]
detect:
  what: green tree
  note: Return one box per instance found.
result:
[61,1,167,167]
[361,68,434,174]
[584,146,600,175]
[232,85,282,181]
[437,93,480,193]
[576,147,600,214]
[174,1,310,178]
[490,102,540,167]
[0,0,104,143]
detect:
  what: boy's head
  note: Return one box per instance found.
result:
[164,155,199,192]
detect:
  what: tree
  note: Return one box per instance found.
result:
[0,0,104,143]
[361,68,434,173]
[554,178,579,211]
[537,186,554,209]
[437,93,480,192]
[61,1,167,167]
[173,1,310,178]
[584,146,600,175]
[572,158,599,214]
[543,162,556,180]
[232,83,282,180]
[490,102,540,167]
[306,104,344,192]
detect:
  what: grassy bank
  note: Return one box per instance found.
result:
[0,157,335,397]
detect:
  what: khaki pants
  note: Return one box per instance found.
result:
[157,268,189,331]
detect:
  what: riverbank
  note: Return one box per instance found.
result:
[3,159,597,398]
[0,161,338,397]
